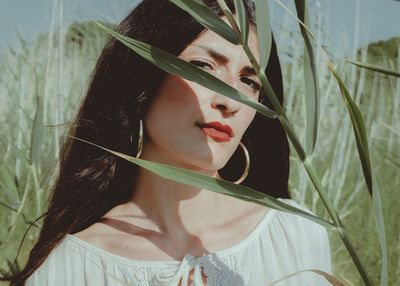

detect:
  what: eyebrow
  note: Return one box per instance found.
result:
[191,44,258,76]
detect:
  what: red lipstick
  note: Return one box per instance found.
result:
[197,121,234,142]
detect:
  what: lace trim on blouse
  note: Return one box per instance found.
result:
[63,205,277,286]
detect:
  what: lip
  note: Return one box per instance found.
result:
[196,121,234,142]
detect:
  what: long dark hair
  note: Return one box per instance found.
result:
[1,0,289,284]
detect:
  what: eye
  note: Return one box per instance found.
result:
[190,60,213,71]
[241,77,262,92]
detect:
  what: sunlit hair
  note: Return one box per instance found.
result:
[1,0,289,284]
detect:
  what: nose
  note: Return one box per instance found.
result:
[211,94,240,114]
[210,75,241,114]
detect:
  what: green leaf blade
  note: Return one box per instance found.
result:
[348,60,400,78]
[328,64,372,194]
[73,136,334,229]
[254,0,272,70]
[170,0,240,45]
[294,0,320,155]
[96,22,276,119]
[233,0,249,44]
[324,65,388,284]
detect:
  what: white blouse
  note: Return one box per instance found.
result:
[25,198,332,286]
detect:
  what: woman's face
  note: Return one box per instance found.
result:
[142,21,261,174]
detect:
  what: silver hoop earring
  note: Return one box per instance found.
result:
[217,141,250,185]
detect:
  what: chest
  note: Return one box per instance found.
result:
[89,206,267,262]
[101,219,254,262]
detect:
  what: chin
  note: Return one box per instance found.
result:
[182,145,232,172]
[184,157,226,174]
[203,158,230,173]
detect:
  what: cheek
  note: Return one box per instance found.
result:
[148,77,192,115]
[242,106,257,127]
[235,107,256,138]
[143,76,202,136]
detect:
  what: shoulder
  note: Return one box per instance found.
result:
[25,236,83,286]
[267,198,331,253]
[73,223,111,248]
[276,198,326,232]
[274,198,332,271]
[25,233,143,286]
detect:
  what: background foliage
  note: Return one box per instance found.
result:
[0,7,399,286]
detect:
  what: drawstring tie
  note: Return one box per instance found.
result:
[171,254,204,286]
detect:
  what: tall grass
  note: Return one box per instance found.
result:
[0,3,399,286]
[0,22,109,285]
[282,35,400,285]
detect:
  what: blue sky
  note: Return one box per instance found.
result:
[0,0,399,57]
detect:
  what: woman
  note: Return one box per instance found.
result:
[2,0,331,285]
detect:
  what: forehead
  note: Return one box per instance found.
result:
[180,25,260,64]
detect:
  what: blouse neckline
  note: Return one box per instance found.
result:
[65,203,281,266]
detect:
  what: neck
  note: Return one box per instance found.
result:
[128,142,229,241]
